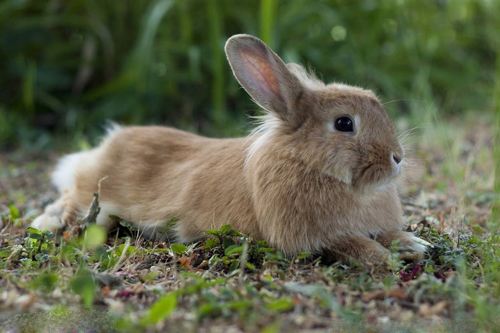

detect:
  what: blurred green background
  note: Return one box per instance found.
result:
[0,0,497,150]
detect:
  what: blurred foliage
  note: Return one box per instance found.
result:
[0,0,498,149]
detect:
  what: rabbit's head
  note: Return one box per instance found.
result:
[225,35,403,190]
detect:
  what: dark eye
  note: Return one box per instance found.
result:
[334,116,354,132]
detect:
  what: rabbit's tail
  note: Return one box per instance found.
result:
[52,124,123,194]
[52,151,91,193]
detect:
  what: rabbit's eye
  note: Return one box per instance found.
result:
[334,116,354,132]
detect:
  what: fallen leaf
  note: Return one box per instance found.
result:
[101,285,111,298]
[362,290,385,302]
[419,301,448,317]
[387,288,407,300]
[179,256,192,269]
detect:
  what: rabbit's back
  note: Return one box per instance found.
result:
[56,126,259,240]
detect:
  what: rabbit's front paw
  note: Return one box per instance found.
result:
[377,231,432,260]
[402,234,431,253]
[328,235,392,269]
[397,234,431,261]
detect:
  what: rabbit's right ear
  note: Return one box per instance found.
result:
[225,34,303,121]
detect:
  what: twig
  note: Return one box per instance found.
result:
[81,176,108,226]
[81,193,101,226]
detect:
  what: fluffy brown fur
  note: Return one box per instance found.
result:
[32,34,429,266]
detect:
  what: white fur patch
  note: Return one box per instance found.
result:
[354,114,360,133]
[326,153,353,185]
[52,125,123,193]
[335,169,352,185]
[52,148,103,192]
[31,214,63,231]
[104,122,123,136]
[245,114,281,166]
[52,152,87,192]
[405,235,432,253]
[94,202,119,228]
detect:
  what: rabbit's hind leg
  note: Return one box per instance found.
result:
[31,191,79,232]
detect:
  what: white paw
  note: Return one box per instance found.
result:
[405,235,432,254]
[31,214,64,232]
[44,202,64,216]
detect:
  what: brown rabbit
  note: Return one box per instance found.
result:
[32,34,429,266]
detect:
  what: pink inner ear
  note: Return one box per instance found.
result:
[240,48,280,97]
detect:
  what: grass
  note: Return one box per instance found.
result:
[0,112,497,332]
[1,1,498,148]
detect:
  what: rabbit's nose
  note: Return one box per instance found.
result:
[392,153,402,165]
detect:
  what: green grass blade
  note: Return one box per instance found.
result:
[207,0,226,131]
[492,54,500,232]
[22,61,36,114]
[260,0,277,46]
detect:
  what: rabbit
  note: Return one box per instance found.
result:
[32,34,430,266]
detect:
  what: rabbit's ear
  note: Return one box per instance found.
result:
[225,34,303,120]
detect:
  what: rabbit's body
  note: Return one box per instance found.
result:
[33,34,430,265]
[43,126,261,241]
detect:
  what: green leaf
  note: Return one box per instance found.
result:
[224,244,243,257]
[245,262,256,271]
[8,204,20,219]
[265,297,294,312]
[227,299,252,311]
[207,224,241,237]
[197,302,221,318]
[83,224,107,249]
[204,237,219,250]
[31,271,58,293]
[295,251,312,261]
[26,227,43,240]
[141,292,177,326]
[70,268,96,307]
[262,322,281,333]
[114,243,137,257]
[170,243,187,255]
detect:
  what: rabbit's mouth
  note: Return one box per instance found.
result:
[353,163,396,189]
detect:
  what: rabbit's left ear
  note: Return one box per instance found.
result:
[225,34,303,121]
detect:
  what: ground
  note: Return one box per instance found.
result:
[0,116,498,333]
